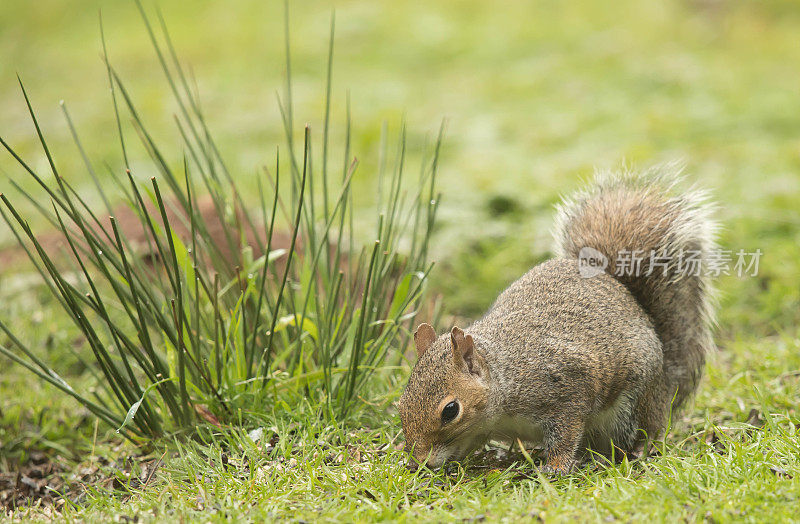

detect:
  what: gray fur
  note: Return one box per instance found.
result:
[553,164,717,408]
[398,166,717,472]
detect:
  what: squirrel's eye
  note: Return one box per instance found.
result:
[440,400,459,424]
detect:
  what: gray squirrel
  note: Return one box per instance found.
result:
[398,167,717,473]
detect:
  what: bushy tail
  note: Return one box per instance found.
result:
[553,165,717,409]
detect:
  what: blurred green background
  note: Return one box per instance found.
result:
[1,0,799,349]
[2,1,799,314]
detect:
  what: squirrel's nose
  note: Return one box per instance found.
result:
[405,460,420,473]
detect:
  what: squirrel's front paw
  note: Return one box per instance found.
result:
[539,455,576,477]
[539,463,572,477]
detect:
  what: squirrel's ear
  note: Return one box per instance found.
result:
[413,323,437,358]
[451,327,480,377]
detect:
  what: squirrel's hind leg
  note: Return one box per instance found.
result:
[583,381,664,464]
[632,370,669,458]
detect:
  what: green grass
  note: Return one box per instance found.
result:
[6,340,800,522]
[2,0,800,521]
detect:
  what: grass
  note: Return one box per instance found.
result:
[2,0,800,521]
[1,0,444,443]
[6,339,800,522]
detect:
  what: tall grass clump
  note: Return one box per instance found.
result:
[0,4,441,442]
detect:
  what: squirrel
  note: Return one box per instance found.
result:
[398,167,717,473]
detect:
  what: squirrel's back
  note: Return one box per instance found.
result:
[470,257,663,418]
[552,165,717,409]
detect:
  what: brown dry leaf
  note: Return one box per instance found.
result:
[769,466,793,479]
[349,447,363,463]
[704,430,726,453]
[194,404,222,428]
[745,408,764,428]
[358,488,377,501]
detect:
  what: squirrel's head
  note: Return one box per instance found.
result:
[398,324,491,469]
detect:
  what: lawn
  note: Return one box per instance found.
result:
[1,0,799,521]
